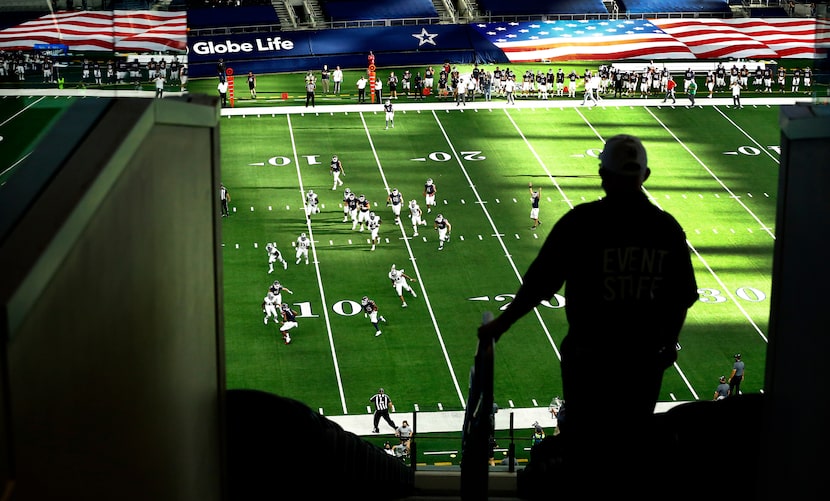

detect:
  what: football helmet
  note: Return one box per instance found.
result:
[281,303,289,310]
[361,296,369,305]
[436,214,444,222]
[345,188,351,194]
[426,178,433,186]
[300,232,307,239]
[369,212,376,218]
[349,193,356,200]
[359,194,365,201]
[267,292,275,300]
[385,99,391,105]
[307,189,314,195]
[392,188,398,195]
[332,155,338,162]
[273,280,280,287]
[410,199,417,207]
[532,191,538,197]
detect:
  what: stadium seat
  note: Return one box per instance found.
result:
[476,0,608,16]
[321,0,438,21]
[616,0,731,14]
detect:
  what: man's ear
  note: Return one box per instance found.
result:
[642,167,651,183]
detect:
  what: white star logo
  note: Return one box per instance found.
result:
[412,27,438,46]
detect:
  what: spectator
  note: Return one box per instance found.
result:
[478,134,698,495]
[531,424,546,447]
[395,420,413,454]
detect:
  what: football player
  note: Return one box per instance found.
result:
[305,189,320,219]
[388,264,417,308]
[368,211,382,251]
[268,280,293,306]
[423,178,437,213]
[262,292,279,325]
[279,303,298,345]
[330,155,345,190]
[384,99,394,129]
[354,194,371,231]
[434,214,452,250]
[387,188,403,225]
[295,232,311,265]
[341,188,352,222]
[346,191,359,225]
[409,199,427,236]
[266,242,288,273]
[361,296,387,337]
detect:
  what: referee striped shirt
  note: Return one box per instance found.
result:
[371,392,391,411]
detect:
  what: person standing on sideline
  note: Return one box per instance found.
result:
[374,77,383,104]
[529,183,542,230]
[408,199,427,236]
[332,65,343,95]
[424,178,437,213]
[477,134,698,495]
[687,79,697,107]
[370,387,396,433]
[384,99,394,129]
[330,155,345,190]
[217,79,228,107]
[714,376,730,400]
[320,64,330,94]
[179,64,188,92]
[154,72,165,98]
[247,71,256,99]
[220,183,230,217]
[305,78,316,107]
[388,264,417,308]
[731,79,743,108]
[729,353,745,396]
[662,75,677,104]
[295,232,311,265]
[504,76,516,104]
[361,296,387,337]
[434,213,452,251]
[279,303,298,345]
[356,75,368,103]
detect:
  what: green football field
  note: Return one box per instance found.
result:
[216,98,779,416]
[0,88,786,464]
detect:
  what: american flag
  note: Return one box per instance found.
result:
[0,10,187,53]
[473,18,830,61]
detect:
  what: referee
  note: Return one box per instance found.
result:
[370,388,396,433]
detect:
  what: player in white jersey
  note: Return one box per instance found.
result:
[386,188,404,225]
[262,292,280,325]
[368,212,382,251]
[305,190,320,219]
[295,232,311,265]
[266,242,288,273]
[408,199,427,236]
[388,264,417,308]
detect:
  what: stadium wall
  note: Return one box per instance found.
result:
[186,24,510,78]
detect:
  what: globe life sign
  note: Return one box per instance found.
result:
[192,37,295,55]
